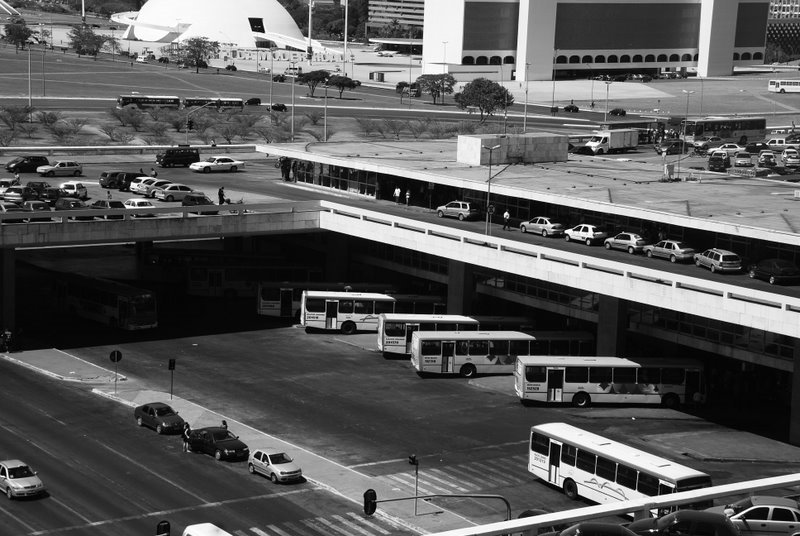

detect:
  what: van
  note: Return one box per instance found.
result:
[284,66,303,76]
[182,522,234,536]
[156,147,200,168]
[135,56,148,64]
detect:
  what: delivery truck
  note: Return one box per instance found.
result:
[583,128,639,155]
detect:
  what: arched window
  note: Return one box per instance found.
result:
[582,55,593,63]
[594,55,606,63]
[633,54,643,62]
[607,55,618,63]
[669,54,679,61]
[462,56,475,65]
[657,54,668,61]
[645,54,656,62]
[620,54,631,62]
[733,52,740,60]
[754,52,764,60]
[503,55,514,64]
[681,54,692,61]
[741,52,752,60]
[489,55,502,65]
[556,55,569,64]
[476,56,488,65]
[569,55,581,64]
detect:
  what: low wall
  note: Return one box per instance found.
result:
[0,144,257,157]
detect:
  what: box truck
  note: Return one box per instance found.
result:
[583,128,638,155]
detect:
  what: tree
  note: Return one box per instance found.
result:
[181,37,219,74]
[68,25,106,55]
[453,78,514,123]
[297,70,330,97]
[416,74,456,105]
[4,22,33,49]
[327,75,359,98]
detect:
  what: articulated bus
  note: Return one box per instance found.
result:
[257,282,396,319]
[680,116,767,145]
[117,94,181,108]
[377,314,480,355]
[528,422,712,513]
[410,331,536,377]
[300,291,446,334]
[769,79,800,94]
[183,97,244,110]
[56,273,158,330]
[514,356,704,408]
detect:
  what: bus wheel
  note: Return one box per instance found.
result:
[662,394,680,409]
[572,392,591,408]
[563,479,579,500]
[459,363,477,378]
[341,321,357,335]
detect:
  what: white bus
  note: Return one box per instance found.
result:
[258,282,396,319]
[410,330,536,377]
[300,291,446,334]
[377,314,480,355]
[515,356,704,408]
[528,422,712,513]
[769,79,800,94]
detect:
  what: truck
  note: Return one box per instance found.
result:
[583,128,638,155]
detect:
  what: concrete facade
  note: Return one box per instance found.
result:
[457,133,569,166]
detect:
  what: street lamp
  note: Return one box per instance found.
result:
[323,83,328,141]
[523,62,529,132]
[269,47,275,107]
[603,81,612,123]
[408,454,419,516]
[483,144,501,236]
[500,65,507,134]
[342,0,349,76]
[290,61,297,141]
[441,41,448,105]
[585,63,594,107]
[678,89,695,180]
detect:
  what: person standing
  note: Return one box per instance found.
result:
[393,186,401,204]
[405,189,410,206]
[150,167,158,178]
[218,186,226,205]
[221,420,228,430]
[182,423,191,452]
[502,209,511,230]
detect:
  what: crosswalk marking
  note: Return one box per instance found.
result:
[426,468,475,492]
[332,514,381,536]
[314,516,365,536]
[265,524,294,536]
[243,513,405,536]
[387,473,440,495]
[249,528,271,536]
[447,463,509,487]
[345,511,394,534]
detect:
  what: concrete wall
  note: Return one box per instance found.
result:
[457,133,569,166]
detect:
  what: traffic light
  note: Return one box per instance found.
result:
[408,454,418,466]
[168,358,175,370]
[187,119,194,130]
[363,489,377,516]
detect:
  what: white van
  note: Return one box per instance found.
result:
[182,523,234,536]
[135,56,148,64]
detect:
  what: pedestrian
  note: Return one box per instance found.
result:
[107,189,112,200]
[139,168,145,175]
[150,167,158,178]
[291,160,298,181]
[221,420,228,430]
[13,171,20,184]
[280,157,291,181]
[218,186,226,205]
[502,209,510,230]
[405,189,410,206]
[393,186,401,204]
[211,138,217,147]
[182,423,191,452]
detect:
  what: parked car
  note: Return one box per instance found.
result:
[520,216,565,237]
[59,181,88,200]
[564,224,608,245]
[53,197,92,220]
[436,200,481,221]
[745,142,771,155]
[141,179,173,197]
[5,155,48,173]
[708,153,729,172]
[245,97,261,106]
[3,186,38,204]
[25,181,51,196]
[717,143,744,156]
[99,170,125,188]
[708,150,731,168]
[154,183,195,202]
[758,150,778,167]
[643,240,695,263]
[693,136,724,151]
[189,156,245,173]
[126,176,151,194]
[707,496,800,536]
[783,148,800,168]
[0,202,28,223]
[131,177,158,195]
[187,426,249,460]
[36,160,82,177]
[39,187,68,206]
[603,232,648,254]
[271,103,287,112]
[628,510,739,536]
[90,199,126,219]
[182,192,218,214]
[133,402,185,434]
[22,200,52,222]
[156,146,200,168]
[0,459,45,499]
[655,140,687,155]
[123,198,156,217]
[248,448,303,483]
[694,248,742,273]
[734,152,753,167]
[116,171,148,192]
[0,178,20,199]
[747,258,800,285]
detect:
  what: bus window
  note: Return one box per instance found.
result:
[492,339,510,355]
[595,456,616,480]
[420,322,436,331]
[421,340,441,355]
[561,444,577,466]
[384,322,405,337]
[637,473,659,495]
[339,300,354,314]
[590,367,612,383]
[509,339,530,355]
[638,367,661,384]
[617,464,637,488]
[457,341,469,355]
[565,366,588,383]
[470,339,489,355]
[530,432,549,455]
[576,450,596,473]
[354,300,373,314]
[526,366,546,383]
[662,368,685,384]
[375,301,394,314]
[614,367,636,384]
[305,298,325,312]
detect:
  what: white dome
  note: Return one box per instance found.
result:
[129,0,305,48]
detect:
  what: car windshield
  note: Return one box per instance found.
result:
[212,430,236,441]
[154,406,174,417]
[8,465,34,479]
[204,158,217,162]
[268,453,293,464]
[721,255,740,262]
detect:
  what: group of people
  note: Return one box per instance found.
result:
[392,186,411,205]
[181,419,228,452]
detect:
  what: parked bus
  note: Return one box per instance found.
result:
[55,273,157,330]
[257,281,396,319]
[514,356,704,408]
[410,331,536,377]
[183,97,244,110]
[680,116,766,145]
[117,94,181,108]
[768,79,800,94]
[377,314,480,355]
[300,291,445,334]
[528,422,712,513]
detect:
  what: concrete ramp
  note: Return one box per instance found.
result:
[0,0,20,16]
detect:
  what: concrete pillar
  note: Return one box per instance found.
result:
[447,260,474,315]
[596,295,628,356]
[325,234,350,281]
[789,339,800,446]
[517,0,558,81]
[0,248,16,330]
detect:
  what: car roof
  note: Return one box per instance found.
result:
[747,495,800,507]
[0,459,28,468]
[196,426,227,433]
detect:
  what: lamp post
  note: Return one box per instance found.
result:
[698,75,704,116]
[585,63,594,107]
[678,89,695,180]
[500,65,507,134]
[551,50,557,112]
[441,41,448,105]
[342,0,348,76]
[290,61,297,141]
[269,47,275,107]
[523,62,529,132]
[185,101,216,145]
[483,144,501,236]
[323,83,328,141]
[408,455,419,516]
[603,81,612,123]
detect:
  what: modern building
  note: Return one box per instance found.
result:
[771,0,800,18]
[422,0,770,81]
[369,0,425,29]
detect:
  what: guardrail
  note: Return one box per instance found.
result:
[0,144,257,157]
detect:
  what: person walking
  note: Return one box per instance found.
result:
[502,209,511,230]
[182,423,191,452]
[150,167,158,178]
[393,186,401,204]
[221,420,228,430]
[405,189,410,206]
[218,186,226,205]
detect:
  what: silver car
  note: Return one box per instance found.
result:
[694,248,742,273]
[0,459,45,499]
[564,224,608,246]
[435,201,480,221]
[248,448,303,483]
[603,232,648,254]
[708,496,800,536]
[520,216,565,237]
[36,160,82,177]
[643,240,695,263]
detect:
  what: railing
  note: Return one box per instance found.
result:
[0,144,256,157]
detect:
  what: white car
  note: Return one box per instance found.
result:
[141,179,172,197]
[189,156,245,173]
[154,183,194,202]
[123,198,156,217]
[0,459,45,499]
[248,448,303,483]
[36,160,82,177]
[564,224,608,246]
[519,216,565,237]
[716,143,744,156]
[130,177,158,195]
[783,148,800,168]
[59,181,88,200]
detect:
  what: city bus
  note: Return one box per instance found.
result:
[377,314,480,355]
[257,281,396,319]
[183,97,245,110]
[410,330,536,377]
[514,356,704,408]
[117,94,181,108]
[528,422,712,513]
[55,273,158,330]
[300,291,446,334]
[768,79,800,94]
[680,116,766,145]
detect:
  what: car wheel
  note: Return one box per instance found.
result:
[604,242,612,250]
[520,225,527,233]
[214,450,223,461]
[710,265,717,273]
[136,417,143,427]
[46,170,54,177]
[695,259,702,267]
[203,167,211,173]
[646,250,654,258]
[436,210,444,218]
[585,238,592,246]
[572,392,591,408]
[769,276,777,285]
[156,424,164,434]
[230,166,237,172]
[270,473,279,484]
[542,230,548,237]
[248,463,256,474]
[669,255,677,263]
[166,195,174,202]
[459,363,477,378]
[73,170,80,176]
[627,246,635,254]
[458,213,465,221]
[749,270,756,279]
[563,479,579,500]
[5,486,12,500]
[564,235,571,242]
[341,321,357,335]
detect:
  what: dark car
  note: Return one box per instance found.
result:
[748,258,800,285]
[25,181,51,196]
[708,154,729,172]
[271,103,287,112]
[564,104,579,113]
[156,146,200,168]
[272,74,286,83]
[90,199,126,219]
[745,142,771,155]
[38,187,68,206]
[0,202,28,223]
[53,197,92,220]
[628,510,739,536]
[116,171,147,192]
[182,192,218,214]
[187,426,249,460]
[133,402,185,434]
[245,97,262,106]
[5,155,49,173]
[22,200,52,222]
[656,140,687,155]
[99,170,125,188]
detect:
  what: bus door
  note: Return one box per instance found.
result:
[208,270,223,297]
[405,323,420,353]
[325,300,338,330]
[547,368,564,402]
[441,341,455,373]
[279,288,293,317]
[547,440,562,484]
